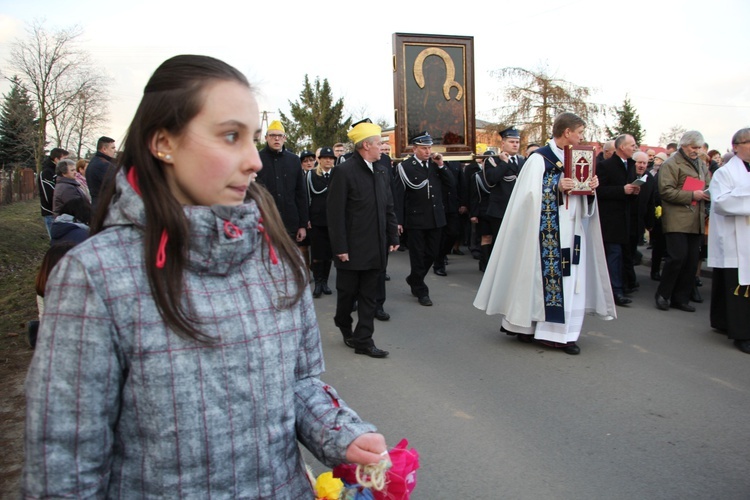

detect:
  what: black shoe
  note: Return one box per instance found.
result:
[375,309,390,321]
[312,282,323,298]
[397,246,407,252]
[517,333,534,343]
[321,282,332,295]
[500,326,516,336]
[614,294,632,306]
[340,328,355,348]
[471,251,481,260]
[355,345,389,358]
[655,293,670,311]
[734,340,750,354]
[418,295,433,306]
[695,277,703,287]
[433,267,447,276]
[651,272,661,281]
[623,288,636,295]
[563,344,581,355]
[672,303,696,312]
[451,248,465,256]
[690,288,703,303]
[385,274,390,281]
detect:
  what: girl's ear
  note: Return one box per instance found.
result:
[150,129,176,163]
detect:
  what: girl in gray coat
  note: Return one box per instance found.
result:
[23,55,387,498]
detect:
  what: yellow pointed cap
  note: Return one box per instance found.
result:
[268,120,285,133]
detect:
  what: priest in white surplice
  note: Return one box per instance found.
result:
[474,112,617,355]
[708,127,750,354]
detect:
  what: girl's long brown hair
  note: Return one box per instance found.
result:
[91,55,306,342]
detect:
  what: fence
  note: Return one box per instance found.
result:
[0,168,37,205]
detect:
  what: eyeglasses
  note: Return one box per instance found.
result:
[734,140,750,145]
[268,134,286,139]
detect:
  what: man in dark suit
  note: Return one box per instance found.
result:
[393,131,455,306]
[625,151,656,290]
[327,119,399,358]
[432,159,465,276]
[597,133,640,306]
[483,126,526,249]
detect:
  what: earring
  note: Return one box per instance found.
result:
[165,154,172,161]
[156,152,172,161]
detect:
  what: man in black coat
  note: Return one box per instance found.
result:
[432,160,465,276]
[393,131,455,306]
[597,134,640,305]
[625,151,656,289]
[327,120,399,358]
[86,136,116,211]
[483,126,526,250]
[255,120,308,243]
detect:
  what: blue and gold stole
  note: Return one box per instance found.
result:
[533,145,566,324]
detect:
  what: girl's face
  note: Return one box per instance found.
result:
[159,80,262,207]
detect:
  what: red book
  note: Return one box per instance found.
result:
[682,176,704,206]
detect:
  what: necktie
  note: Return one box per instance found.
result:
[324,172,329,179]
[422,161,428,169]
[510,156,517,165]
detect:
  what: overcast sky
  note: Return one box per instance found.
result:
[1,0,748,153]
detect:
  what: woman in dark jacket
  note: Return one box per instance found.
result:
[52,159,91,218]
[308,147,336,297]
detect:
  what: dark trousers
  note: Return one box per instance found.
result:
[488,216,503,248]
[650,223,666,275]
[334,268,380,349]
[604,242,625,295]
[406,227,441,297]
[711,267,750,340]
[624,232,639,289]
[658,232,701,305]
[376,255,388,310]
[434,213,460,269]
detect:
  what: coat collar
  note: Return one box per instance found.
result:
[104,171,262,275]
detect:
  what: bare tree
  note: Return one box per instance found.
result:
[66,78,110,158]
[487,65,607,144]
[658,125,687,147]
[9,21,107,168]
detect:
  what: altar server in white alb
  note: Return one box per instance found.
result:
[708,127,750,354]
[474,112,616,355]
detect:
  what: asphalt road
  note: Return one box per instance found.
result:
[303,247,750,499]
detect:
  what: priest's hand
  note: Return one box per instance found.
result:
[559,177,575,193]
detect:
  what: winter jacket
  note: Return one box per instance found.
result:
[658,150,710,234]
[24,171,375,498]
[52,176,90,217]
[38,157,56,217]
[85,151,115,209]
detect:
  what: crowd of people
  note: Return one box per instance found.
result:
[25,53,749,496]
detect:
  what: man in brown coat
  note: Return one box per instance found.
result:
[655,130,711,312]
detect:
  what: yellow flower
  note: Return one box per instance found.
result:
[316,471,343,500]
[655,206,662,219]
